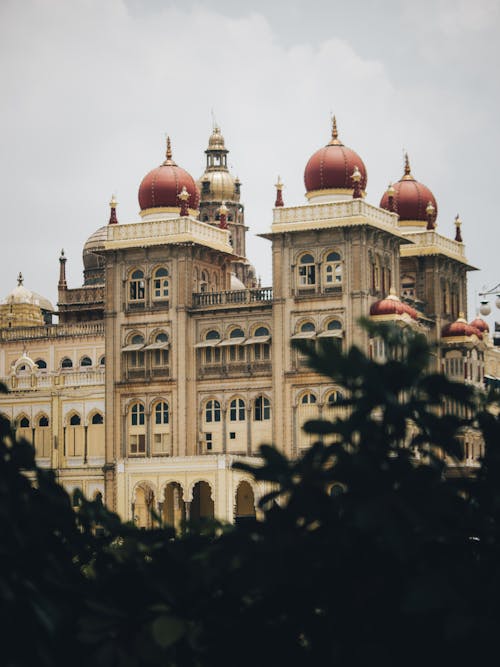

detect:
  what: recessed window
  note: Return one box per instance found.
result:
[324,251,342,287]
[129,269,145,301]
[301,393,317,404]
[327,320,342,331]
[35,359,47,369]
[131,403,145,426]
[19,416,30,428]
[154,401,169,425]
[61,357,73,369]
[300,322,316,333]
[254,326,269,337]
[99,356,105,366]
[230,328,245,339]
[38,416,49,427]
[91,413,104,425]
[298,253,316,287]
[254,396,270,421]
[230,398,245,421]
[205,400,221,423]
[69,414,81,426]
[153,267,169,300]
[80,356,92,367]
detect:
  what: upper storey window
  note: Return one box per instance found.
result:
[129,269,145,302]
[298,253,316,287]
[153,267,169,300]
[324,251,342,289]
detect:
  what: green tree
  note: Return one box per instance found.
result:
[1,324,499,666]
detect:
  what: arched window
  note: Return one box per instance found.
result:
[327,390,345,405]
[200,270,209,293]
[129,269,145,301]
[129,402,146,455]
[131,403,145,426]
[327,319,342,331]
[324,251,342,288]
[38,415,49,427]
[229,328,245,339]
[254,396,270,421]
[80,356,92,367]
[300,321,316,333]
[35,415,50,457]
[61,357,73,369]
[35,359,47,369]
[205,400,221,423]
[125,335,145,369]
[298,253,316,287]
[203,330,221,364]
[154,401,169,425]
[69,414,81,426]
[99,355,105,367]
[19,416,30,428]
[91,413,104,425]
[301,393,317,404]
[230,398,245,421]
[254,326,269,337]
[153,267,169,300]
[150,333,169,368]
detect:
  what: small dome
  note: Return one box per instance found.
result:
[304,117,367,201]
[380,154,437,227]
[138,137,200,215]
[470,318,489,333]
[83,226,107,280]
[207,126,227,151]
[370,290,418,320]
[230,273,246,290]
[199,171,237,201]
[442,315,482,340]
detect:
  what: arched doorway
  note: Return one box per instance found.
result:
[190,481,214,523]
[235,480,256,524]
[133,483,155,528]
[162,482,186,531]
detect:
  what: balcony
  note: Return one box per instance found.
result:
[192,287,273,309]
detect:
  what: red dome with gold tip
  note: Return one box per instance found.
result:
[469,318,489,333]
[138,137,200,214]
[442,316,483,340]
[379,154,437,226]
[304,118,367,196]
[370,290,418,320]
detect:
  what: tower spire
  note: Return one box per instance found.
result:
[329,115,341,145]
[108,195,118,225]
[274,176,284,207]
[166,135,172,161]
[17,272,23,287]
[454,214,463,242]
[58,249,67,290]
[403,152,413,179]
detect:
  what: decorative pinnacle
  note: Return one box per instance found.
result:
[404,153,410,174]
[426,201,435,215]
[60,248,65,259]
[387,183,395,196]
[166,136,172,161]
[17,272,23,286]
[275,176,283,190]
[109,194,117,208]
[454,214,463,242]
[426,201,436,230]
[274,176,284,207]
[178,186,190,202]
[332,115,338,141]
[108,194,118,224]
[351,166,361,182]
[178,186,190,217]
[219,201,228,215]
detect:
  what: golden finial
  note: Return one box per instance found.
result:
[351,166,361,182]
[219,201,229,215]
[17,272,23,286]
[275,175,283,190]
[166,136,172,161]
[426,201,435,216]
[332,115,338,141]
[386,183,395,196]
[178,185,189,202]
[109,194,117,208]
[403,152,412,178]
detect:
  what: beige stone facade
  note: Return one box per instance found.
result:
[0,123,495,525]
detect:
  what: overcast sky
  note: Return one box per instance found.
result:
[1,0,499,321]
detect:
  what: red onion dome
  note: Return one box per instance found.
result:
[379,154,437,227]
[469,318,489,333]
[441,315,483,340]
[369,290,418,320]
[138,137,200,216]
[304,117,367,199]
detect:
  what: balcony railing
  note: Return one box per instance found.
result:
[0,323,104,342]
[192,287,273,309]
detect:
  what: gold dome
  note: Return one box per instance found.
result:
[199,170,237,201]
[208,126,226,151]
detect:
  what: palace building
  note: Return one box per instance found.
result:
[0,119,496,526]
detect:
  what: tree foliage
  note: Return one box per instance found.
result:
[1,325,500,666]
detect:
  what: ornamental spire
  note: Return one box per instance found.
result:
[274,176,284,207]
[402,152,415,180]
[108,195,118,225]
[162,136,176,166]
[329,115,341,145]
[178,186,190,217]
[17,272,23,287]
[351,166,362,199]
[454,214,463,242]
[426,201,436,230]
[58,250,67,290]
